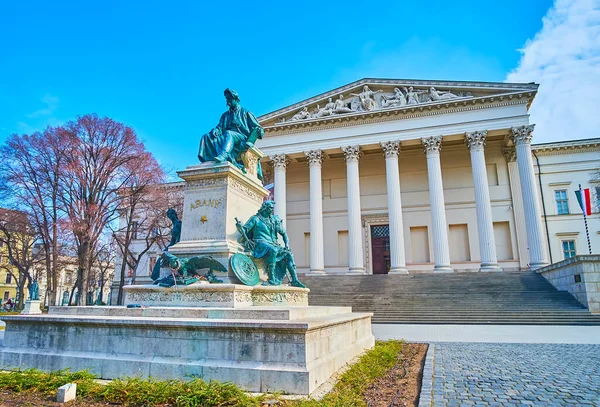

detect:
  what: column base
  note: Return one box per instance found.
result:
[306,269,327,276]
[479,264,503,272]
[388,267,409,274]
[528,261,550,271]
[433,266,454,273]
[346,267,366,275]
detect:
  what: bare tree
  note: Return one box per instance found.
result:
[0,128,70,306]
[113,184,181,304]
[0,209,43,309]
[59,114,164,305]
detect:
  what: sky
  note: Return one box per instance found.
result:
[1,0,598,174]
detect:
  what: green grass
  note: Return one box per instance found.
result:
[0,340,405,407]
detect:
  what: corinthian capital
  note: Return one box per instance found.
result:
[380,141,401,159]
[421,136,443,155]
[510,125,535,145]
[270,154,288,170]
[465,130,487,151]
[304,150,323,167]
[502,147,517,162]
[341,145,361,163]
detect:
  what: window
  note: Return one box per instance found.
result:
[132,221,139,239]
[5,274,11,284]
[555,190,570,215]
[65,272,73,284]
[3,291,8,301]
[596,186,600,212]
[562,240,576,260]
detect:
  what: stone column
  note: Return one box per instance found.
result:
[342,146,365,274]
[270,154,288,228]
[305,150,326,275]
[465,131,502,272]
[381,141,408,274]
[422,136,453,273]
[510,125,549,269]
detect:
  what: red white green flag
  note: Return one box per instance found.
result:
[575,188,592,216]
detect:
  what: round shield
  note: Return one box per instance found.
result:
[230,253,260,286]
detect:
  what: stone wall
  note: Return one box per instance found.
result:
[537,255,600,313]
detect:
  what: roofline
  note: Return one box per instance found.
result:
[532,137,600,148]
[258,77,539,121]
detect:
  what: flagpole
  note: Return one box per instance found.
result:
[579,184,592,255]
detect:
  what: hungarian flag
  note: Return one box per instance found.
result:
[575,188,592,216]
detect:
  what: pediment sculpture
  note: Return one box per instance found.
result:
[280,85,472,123]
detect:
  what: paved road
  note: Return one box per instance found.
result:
[427,343,600,407]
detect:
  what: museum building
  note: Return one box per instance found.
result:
[255,78,599,275]
[112,78,600,295]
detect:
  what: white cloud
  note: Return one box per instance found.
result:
[506,0,600,143]
[26,94,59,118]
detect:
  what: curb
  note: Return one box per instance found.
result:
[417,343,435,407]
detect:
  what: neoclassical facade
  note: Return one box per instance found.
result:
[256,78,599,274]
[112,78,600,292]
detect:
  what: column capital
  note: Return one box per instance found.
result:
[380,140,401,159]
[341,145,362,163]
[422,136,442,155]
[510,125,535,145]
[270,154,288,170]
[502,147,517,162]
[304,150,323,167]
[465,130,487,151]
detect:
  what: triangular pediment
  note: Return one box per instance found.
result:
[258,78,538,129]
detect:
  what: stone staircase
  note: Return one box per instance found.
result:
[302,272,600,325]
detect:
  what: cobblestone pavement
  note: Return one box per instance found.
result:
[430,343,600,406]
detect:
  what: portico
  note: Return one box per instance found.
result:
[258,78,549,274]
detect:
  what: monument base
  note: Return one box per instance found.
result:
[21,300,42,315]
[0,294,374,394]
[168,160,269,284]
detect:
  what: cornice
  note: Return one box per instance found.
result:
[263,94,531,137]
[258,78,538,122]
[532,138,600,156]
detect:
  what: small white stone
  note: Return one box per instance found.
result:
[57,383,76,403]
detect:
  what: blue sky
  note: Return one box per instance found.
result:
[2,0,590,174]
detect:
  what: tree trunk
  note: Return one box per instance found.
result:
[76,240,91,306]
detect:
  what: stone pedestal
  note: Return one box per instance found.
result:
[169,155,269,283]
[21,300,42,315]
[0,300,374,395]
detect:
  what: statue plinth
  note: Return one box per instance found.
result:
[21,300,42,315]
[168,151,268,282]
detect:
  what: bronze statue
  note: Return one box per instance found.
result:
[198,88,264,180]
[235,201,305,287]
[28,279,39,301]
[152,252,227,287]
[166,208,181,250]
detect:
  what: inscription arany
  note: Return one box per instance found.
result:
[190,198,223,210]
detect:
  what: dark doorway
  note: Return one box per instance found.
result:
[371,224,390,274]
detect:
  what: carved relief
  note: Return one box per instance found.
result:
[281,84,471,123]
[380,141,401,159]
[251,291,308,306]
[241,150,260,178]
[229,179,264,203]
[305,150,324,167]
[422,136,443,155]
[465,130,487,150]
[187,178,228,188]
[342,145,361,163]
[510,125,535,145]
